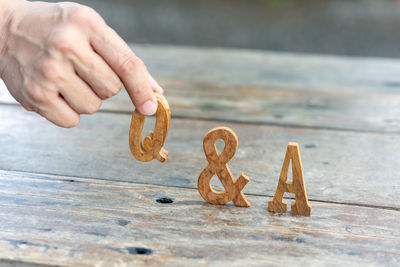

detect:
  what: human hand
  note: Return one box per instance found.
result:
[0,0,163,127]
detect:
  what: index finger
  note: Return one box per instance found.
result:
[90,25,157,115]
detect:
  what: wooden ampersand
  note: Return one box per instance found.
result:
[129,94,171,162]
[268,142,312,216]
[198,127,250,207]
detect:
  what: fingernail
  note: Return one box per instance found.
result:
[141,100,157,115]
[148,75,164,94]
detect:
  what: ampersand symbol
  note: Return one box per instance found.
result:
[198,127,250,207]
[129,94,170,162]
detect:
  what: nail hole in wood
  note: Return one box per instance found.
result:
[62,179,76,183]
[156,197,173,204]
[117,219,130,226]
[304,144,317,149]
[126,247,153,255]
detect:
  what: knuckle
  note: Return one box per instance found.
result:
[96,79,122,100]
[109,80,123,97]
[26,86,50,105]
[68,6,102,28]
[130,81,149,96]
[50,31,76,54]
[84,99,102,114]
[118,56,144,76]
[96,90,111,100]
[99,90,113,100]
[40,60,62,82]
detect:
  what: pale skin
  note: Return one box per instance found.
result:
[0,0,163,128]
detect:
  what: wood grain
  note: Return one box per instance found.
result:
[132,44,400,94]
[1,44,399,266]
[198,127,250,207]
[129,94,171,162]
[1,105,399,209]
[2,44,400,133]
[99,79,400,133]
[4,82,400,133]
[268,143,312,216]
[0,170,399,266]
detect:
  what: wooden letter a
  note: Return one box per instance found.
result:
[268,142,312,216]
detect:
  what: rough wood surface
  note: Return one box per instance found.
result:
[1,105,399,209]
[104,80,400,133]
[2,44,400,133]
[129,94,171,162]
[132,45,400,93]
[268,143,312,216]
[1,44,400,266]
[0,170,399,266]
[198,127,250,207]
[3,80,400,133]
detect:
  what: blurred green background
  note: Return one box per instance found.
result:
[44,0,400,58]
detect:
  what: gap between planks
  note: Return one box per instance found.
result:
[2,169,399,212]
[1,167,399,266]
[2,104,398,209]
[0,259,56,267]
[1,102,399,136]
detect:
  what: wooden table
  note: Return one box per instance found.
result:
[0,45,399,266]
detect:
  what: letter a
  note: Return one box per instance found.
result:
[268,142,312,216]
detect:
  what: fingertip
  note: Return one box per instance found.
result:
[140,99,157,115]
[63,115,80,128]
[41,97,81,128]
[52,112,80,128]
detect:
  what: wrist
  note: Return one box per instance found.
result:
[0,0,26,77]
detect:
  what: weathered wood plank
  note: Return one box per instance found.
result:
[5,78,400,133]
[1,105,399,209]
[2,45,400,133]
[0,170,399,266]
[132,44,400,94]
[108,79,400,133]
